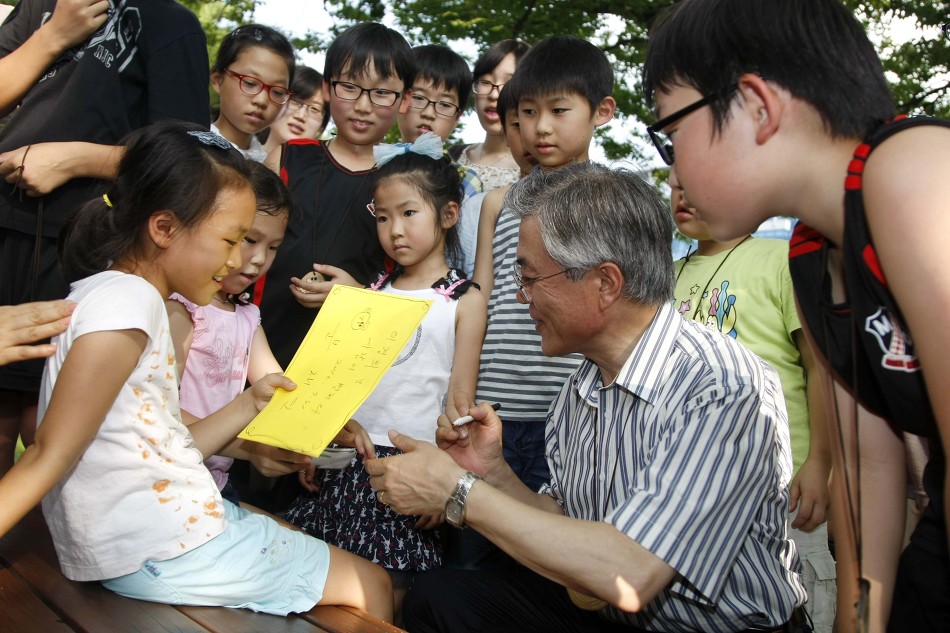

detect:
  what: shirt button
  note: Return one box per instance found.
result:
[598,473,606,482]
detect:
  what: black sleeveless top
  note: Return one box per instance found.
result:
[789,116,950,440]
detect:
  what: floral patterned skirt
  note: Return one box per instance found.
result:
[284,446,442,573]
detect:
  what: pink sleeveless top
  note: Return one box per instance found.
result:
[172,294,260,490]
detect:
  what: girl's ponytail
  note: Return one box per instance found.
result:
[59,121,253,283]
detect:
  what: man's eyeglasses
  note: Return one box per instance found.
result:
[511,265,575,303]
[330,80,401,107]
[408,93,460,118]
[472,79,506,96]
[646,84,737,166]
[226,70,292,105]
[287,99,325,119]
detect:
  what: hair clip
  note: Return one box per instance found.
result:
[366,201,377,216]
[103,194,113,208]
[187,130,233,151]
[253,28,264,42]
[373,131,444,167]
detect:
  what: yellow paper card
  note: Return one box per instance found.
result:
[238,285,432,456]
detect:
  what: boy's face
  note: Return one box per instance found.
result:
[397,78,461,142]
[324,61,405,147]
[518,91,613,171]
[503,110,537,175]
[669,167,714,242]
[653,84,764,240]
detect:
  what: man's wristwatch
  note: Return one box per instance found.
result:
[445,471,480,528]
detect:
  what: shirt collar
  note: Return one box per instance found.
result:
[573,302,681,406]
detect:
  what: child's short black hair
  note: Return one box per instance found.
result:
[213,24,296,86]
[643,0,895,139]
[411,44,472,110]
[497,84,517,129]
[247,160,293,223]
[324,22,414,90]
[504,36,612,113]
[472,39,529,79]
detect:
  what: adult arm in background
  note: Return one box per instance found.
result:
[0,5,209,196]
[0,0,109,117]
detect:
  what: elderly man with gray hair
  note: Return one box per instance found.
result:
[365,162,807,633]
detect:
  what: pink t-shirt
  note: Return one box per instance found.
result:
[173,294,260,490]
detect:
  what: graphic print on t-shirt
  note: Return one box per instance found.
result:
[677,280,739,339]
[39,0,141,79]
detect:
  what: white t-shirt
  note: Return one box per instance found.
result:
[39,272,226,581]
[354,283,458,447]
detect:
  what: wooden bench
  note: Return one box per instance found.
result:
[0,508,404,633]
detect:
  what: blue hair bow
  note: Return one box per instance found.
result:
[373,131,444,167]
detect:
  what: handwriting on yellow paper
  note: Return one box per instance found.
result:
[239,285,431,456]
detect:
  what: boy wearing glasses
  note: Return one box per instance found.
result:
[259,22,414,371]
[644,0,950,630]
[397,45,471,148]
[396,44,484,273]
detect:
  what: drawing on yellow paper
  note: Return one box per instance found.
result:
[238,285,432,456]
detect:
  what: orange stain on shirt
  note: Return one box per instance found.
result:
[153,480,171,493]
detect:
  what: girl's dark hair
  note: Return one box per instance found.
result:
[324,22,414,89]
[213,23,296,87]
[292,66,330,132]
[373,153,462,265]
[472,39,529,79]
[247,160,293,222]
[60,122,254,282]
[643,0,895,138]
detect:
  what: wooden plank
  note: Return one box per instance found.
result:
[302,605,405,633]
[179,605,332,633]
[0,510,212,633]
[0,565,75,633]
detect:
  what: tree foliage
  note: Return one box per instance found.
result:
[309,0,949,161]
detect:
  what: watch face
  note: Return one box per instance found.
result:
[445,501,463,527]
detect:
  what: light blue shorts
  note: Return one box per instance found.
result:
[102,500,331,615]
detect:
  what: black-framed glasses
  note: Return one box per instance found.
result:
[511,264,575,303]
[330,80,401,107]
[408,92,460,117]
[225,70,292,105]
[646,84,737,165]
[472,79,506,96]
[287,99,325,119]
